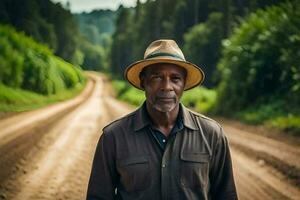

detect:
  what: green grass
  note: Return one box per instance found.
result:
[235,102,300,135]
[0,82,85,112]
[266,116,300,134]
[0,24,86,112]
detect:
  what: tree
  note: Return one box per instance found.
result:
[0,0,80,64]
[216,2,300,114]
[110,6,135,77]
[184,12,223,88]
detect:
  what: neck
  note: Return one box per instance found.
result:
[146,101,180,136]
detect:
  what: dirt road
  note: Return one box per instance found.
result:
[0,73,299,200]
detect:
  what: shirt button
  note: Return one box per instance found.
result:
[162,139,166,143]
[162,164,166,168]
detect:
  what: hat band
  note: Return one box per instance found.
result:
[145,52,184,61]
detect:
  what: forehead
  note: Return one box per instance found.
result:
[143,63,186,75]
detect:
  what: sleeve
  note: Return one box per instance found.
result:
[86,130,118,200]
[209,127,238,200]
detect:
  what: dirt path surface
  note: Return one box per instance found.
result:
[0,73,299,200]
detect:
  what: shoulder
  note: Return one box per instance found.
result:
[102,109,137,134]
[185,107,224,137]
[188,108,222,129]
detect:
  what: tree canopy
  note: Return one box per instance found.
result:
[216,1,300,115]
[109,0,288,83]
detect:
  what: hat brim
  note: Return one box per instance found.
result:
[124,57,205,91]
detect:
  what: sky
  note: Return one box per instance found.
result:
[51,0,146,13]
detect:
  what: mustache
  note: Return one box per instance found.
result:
[155,92,176,99]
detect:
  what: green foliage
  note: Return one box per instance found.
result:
[119,88,145,107]
[181,86,217,113]
[0,82,84,112]
[109,0,284,83]
[216,2,300,114]
[110,6,135,77]
[111,80,145,106]
[111,79,217,113]
[74,10,115,72]
[267,116,300,134]
[0,24,85,96]
[75,9,116,46]
[184,12,223,87]
[235,100,284,124]
[99,0,300,133]
[215,2,300,133]
[0,0,80,63]
[79,39,108,72]
[235,100,300,134]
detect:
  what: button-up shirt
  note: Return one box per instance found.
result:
[148,104,184,150]
[87,103,238,200]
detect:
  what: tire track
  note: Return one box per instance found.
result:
[0,73,299,200]
[0,79,94,184]
[7,75,104,200]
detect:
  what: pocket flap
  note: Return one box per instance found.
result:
[118,156,149,166]
[181,152,210,163]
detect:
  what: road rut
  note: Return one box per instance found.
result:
[0,73,299,200]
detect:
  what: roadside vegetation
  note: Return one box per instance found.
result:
[110,1,300,135]
[216,2,300,134]
[0,25,86,112]
[1,0,299,135]
[111,80,145,106]
[111,79,217,114]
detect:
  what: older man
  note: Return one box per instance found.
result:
[86,39,238,200]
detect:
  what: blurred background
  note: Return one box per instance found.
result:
[0,0,299,199]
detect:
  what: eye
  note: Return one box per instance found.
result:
[151,75,162,81]
[172,76,182,83]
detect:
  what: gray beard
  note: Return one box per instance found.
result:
[153,101,177,113]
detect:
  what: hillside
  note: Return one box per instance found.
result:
[0,25,86,112]
[75,9,117,46]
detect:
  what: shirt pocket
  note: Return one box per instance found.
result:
[117,155,151,192]
[179,152,210,189]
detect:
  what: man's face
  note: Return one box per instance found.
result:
[141,63,186,113]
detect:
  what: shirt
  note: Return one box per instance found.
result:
[86,103,238,200]
[147,104,184,150]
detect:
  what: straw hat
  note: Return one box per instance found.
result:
[124,39,205,90]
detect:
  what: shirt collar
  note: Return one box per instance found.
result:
[133,102,198,132]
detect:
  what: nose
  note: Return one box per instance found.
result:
[161,77,173,91]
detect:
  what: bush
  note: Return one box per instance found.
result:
[181,86,217,114]
[0,83,84,112]
[111,80,145,107]
[215,2,300,133]
[267,116,300,134]
[216,2,300,115]
[0,24,86,95]
[0,24,86,111]
[183,12,223,87]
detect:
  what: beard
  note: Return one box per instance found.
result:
[151,92,178,113]
[153,101,176,112]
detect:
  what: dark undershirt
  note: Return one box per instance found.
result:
[145,105,184,150]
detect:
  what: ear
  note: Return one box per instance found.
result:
[139,71,146,89]
[140,76,145,89]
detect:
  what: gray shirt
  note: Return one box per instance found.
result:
[86,104,238,200]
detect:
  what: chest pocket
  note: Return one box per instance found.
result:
[179,152,210,189]
[117,156,150,192]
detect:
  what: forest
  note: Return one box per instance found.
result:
[0,0,299,133]
[110,0,300,134]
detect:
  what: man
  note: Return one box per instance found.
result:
[87,39,238,200]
